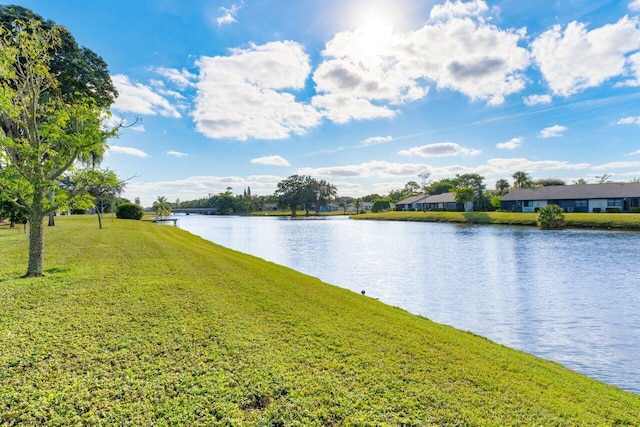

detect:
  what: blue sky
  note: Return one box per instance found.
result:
[5,0,640,206]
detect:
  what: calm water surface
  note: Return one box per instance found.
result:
[175,214,640,393]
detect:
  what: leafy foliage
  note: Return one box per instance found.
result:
[0,197,28,226]
[0,10,116,276]
[534,178,565,187]
[495,178,510,195]
[490,195,502,209]
[454,187,475,205]
[371,198,391,213]
[537,204,566,229]
[512,171,533,189]
[116,202,143,220]
[152,196,172,218]
[275,175,337,216]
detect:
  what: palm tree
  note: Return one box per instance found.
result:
[512,171,533,189]
[495,178,510,195]
[153,196,172,219]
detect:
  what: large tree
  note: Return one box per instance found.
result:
[0,9,117,277]
[275,175,337,216]
[455,173,486,210]
[275,175,311,217]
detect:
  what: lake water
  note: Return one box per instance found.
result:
[173,214,640,393]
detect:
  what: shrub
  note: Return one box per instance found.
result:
[116,202,144,220]
[631,207,640,213]
[605,207,621,213]
[371,199,391,213]
[537,204,565,229]
[592,208,601,213]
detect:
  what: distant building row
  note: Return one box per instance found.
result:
[501,182,640,213]
[396,192,473,212]
[396,182,640,213]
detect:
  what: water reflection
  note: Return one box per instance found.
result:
[175,215,640,393]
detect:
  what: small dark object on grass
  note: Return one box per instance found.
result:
[361,290,366,295]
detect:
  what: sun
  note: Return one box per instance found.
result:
[352,6,395,56]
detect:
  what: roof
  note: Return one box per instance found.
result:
[501,182,640,201]
[396,195,427,205]
[425,192,456,203]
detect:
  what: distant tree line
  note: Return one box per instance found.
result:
[161,170,634,218]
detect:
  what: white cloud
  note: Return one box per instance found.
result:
[523,94,552,106]
[531,17,640,96]
[250,155,291,166]
[111,74,181,118]
[192,41,322,140]
[496,137,523,150]
[618,116,640,125]
[128,124,145,133]
[485,158,590,172]
[360,136,393,146]
[123,174,283,207]
[429,0,489,21]
[311,94,397,123]
[109,145,149,158]
[153,67,197,89]
[217,4,242,26]
[398,142,481,157]
[297,156,591,181]
[298,160,431,178]
[630,0,640,12]
[540,125,567,138]
[593,161,640,170]
[626,149,640,156]
[620,52,640,87]
[166,150,189,157]
[312,7,530,121]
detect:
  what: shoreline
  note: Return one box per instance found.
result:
[349,210,640,230]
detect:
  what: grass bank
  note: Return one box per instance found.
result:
[353,210,640,229]
[1,216,639,425]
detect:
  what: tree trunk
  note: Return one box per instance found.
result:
[26,208,45,277]
[97,211,103,229]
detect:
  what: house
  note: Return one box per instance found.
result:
[396,192,472,212]
[395,195,428,211]
[500,182,640,213]
[423,192,471,212]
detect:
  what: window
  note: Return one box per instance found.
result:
[575,200,588,208]
[607,199,622,207]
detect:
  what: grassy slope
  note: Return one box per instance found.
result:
[1,216,639,426]
[353,210,640,229]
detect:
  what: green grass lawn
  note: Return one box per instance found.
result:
[1,216,639,425]
[353,210,640,229]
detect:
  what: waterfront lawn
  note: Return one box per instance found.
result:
[354,210,640,229]
[1,216,639,425]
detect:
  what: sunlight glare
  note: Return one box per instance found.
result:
[353,5,395,56]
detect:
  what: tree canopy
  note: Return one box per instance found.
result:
[512,171,533,189]
[275,175,337,216]
[0,8,117,277]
